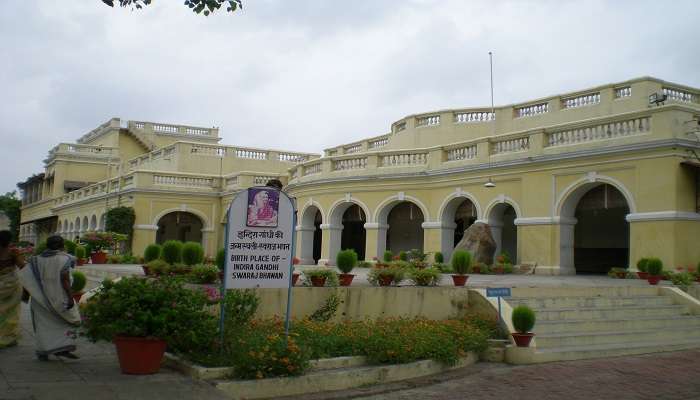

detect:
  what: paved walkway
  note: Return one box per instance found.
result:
[0,304,228,400]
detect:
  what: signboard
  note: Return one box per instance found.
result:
[486,287,512,298]
[224,187,296,289]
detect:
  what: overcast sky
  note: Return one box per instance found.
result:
[2,0,699,194]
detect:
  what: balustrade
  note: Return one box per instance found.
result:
[663,87,698,104]
[562,93,600,109]
[226,176,239,188]
[344,144,362,154]
[394,122,406,133]
[547,117,650,147]
[446,145,477,161]
[416,115,440,127]
[236,149,268,160]
[516,103,549,118]
[454,111,495,123]
[492,137,530,154]
[304,163,322,175]
[254,175,276,185]
[153,174,214,188]
[380,152,427,167]
[369,137,389,149]
[615,87,632,98]
[278,153,308,162]
[186,127,210,135]
[153,124,178,134]
[333,157,367,171]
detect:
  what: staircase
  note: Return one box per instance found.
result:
[506,287,700,363]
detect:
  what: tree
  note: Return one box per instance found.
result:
[0,192,21,241]
[102,0,242,16]
[105,206,136,250]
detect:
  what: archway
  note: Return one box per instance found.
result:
[99,214,106,231]
[341,205,366,260]
[90,215,97,231]
[487,203,518,264]
[327,200,369,265]
[560,184,630,274]
[82,216,89,233]
[386,202,424,255]
[156,211,203,244]
[74,217,81,240]
[439,196,479,261]
[299,205,323,265]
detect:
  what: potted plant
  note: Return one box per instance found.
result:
[71,270,87,302]
[368,264,405,286]
[646,257,663,285]
[142,244,162,276]
[511,305,536,347]
[408,266,441,286]
[636,258,650,279]
[336,249,358,286]
[608,267,627,279]
[303,268,335,287]
[80,277,216,375]
[75,245,87,267]
[451,250,471,286]
[470,262,487,274]
[81,232,126,264]
[433,251,444,264]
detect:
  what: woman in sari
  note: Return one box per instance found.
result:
[18,235,80,360]
[0,230,22,349]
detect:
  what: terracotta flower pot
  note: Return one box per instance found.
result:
[494,267,505,275]
[90,251,107,265]
[339,273,355,286]
[615,272,626,279]
[72,292,84,303]
[472,266,481,274]
[292,272,300,286]
[310,276,327,287]
[76,258,85,267]
[637,272,649,279]
[452,274,469,286]
[378,275,393,286]
[647,275,662,285]
[511,332,535,347]
[113,336,167,375]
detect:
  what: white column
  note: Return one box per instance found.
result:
[558,217,578,275]
[319,223,342,266]
[296,226,317,265]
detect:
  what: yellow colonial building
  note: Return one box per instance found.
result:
[19,77,700,275]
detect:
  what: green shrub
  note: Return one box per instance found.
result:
[408,267,441,286]
[189,264,219,284]
[107,255,122,264]
[336,249,358,274]
[34,241,47,255]
[75,245,86,260]
[636,258,650,272]
[646,257,663,275]
[120,253,138,264]
[71,271,87,293]
[382,250,393,263]
[216,248,226,271]
[302,268,337,286]
[367,264,406,286]
[398,251,408,261]
[512,305,536,333]
[161,240,183,264]
[357,261,372,268]
[434,252,444,264]
[170,263,191,275]
[308,293,341,322]
[433,262,452,273]
[146,259,170,275]
[182,242,204,266]
[144,244,162,263]
[64,240,77,256]
[407,249,427,262]
[451,250,472,275]
[671,272,693,291]
[222,289,260,331]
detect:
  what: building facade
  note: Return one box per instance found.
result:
[19,77,700,274]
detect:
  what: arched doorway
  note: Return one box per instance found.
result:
[341,205,366,260]
[439,196,479,261]
[488,203,518,264]
[386,202,424,254]
[573,184,629,274]
[90,215,97,231]
[299,205,323,265]
[156,211,203,244]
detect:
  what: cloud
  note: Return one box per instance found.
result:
[1,0,699,193]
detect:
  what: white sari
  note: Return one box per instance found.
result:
[18,251,80,356]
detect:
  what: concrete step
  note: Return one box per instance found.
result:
[535,327,700,348]
[534,304,689,321]
[509,287,659,299]
[536,315,700,334]
[532,339,700,363]
[508,295,673,309]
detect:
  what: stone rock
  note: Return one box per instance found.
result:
[453,222,497,265]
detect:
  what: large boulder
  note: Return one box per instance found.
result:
[453,222,497,265]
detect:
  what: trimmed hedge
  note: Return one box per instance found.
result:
[336,249,358,274]
[182,242,205,266]
[144,244,162,263]
[161,240,183,265]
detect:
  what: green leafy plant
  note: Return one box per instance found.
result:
[309,293,341,322]
[433,262,452,273]
[71,271,87,293]
[33,241,47,255]
[188,264,219,284]
[512,305,536,333]
[105,206,135,249]
[161,240,183,265]
[216,248,226,271]
[434,251,444,264]
[302,268,336,286]
[336,249,358,274]
[451,250,472,275]
[408,267,441,286]
[357,261,372,268]
[146,259,170,276]
[637,257,650,273]
[222,289,260,332]
[646,257,663,276]
[170,263,191,275]
[144,244,162,263]
[64,240,77,256]
[75,245,86,260]
[107,255,122,264]
[367,264,406,286]
[182,242,205,266]
[671,272,693,291]
[398,251,408,261]
[607,267,628,278]
[81,232,127,251]
[382,250,393,263]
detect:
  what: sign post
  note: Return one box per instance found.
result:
[220,187,297,344]
[486,287,512,326]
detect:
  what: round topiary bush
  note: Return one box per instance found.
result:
[161,240,183,265]
[451,250,472,275]
[144,244,162,263]
[382,250,393,263]
[75,245,86,260]
[398,251,408,261]
[434,251,444,264]
[512,305,536,333]
[646,257,663,276]
[182,242,204,266]
[64,240,77,256]
[636,257,649,273]
[71,270,87,293]
[336,249,358,274]
[216,248,226,271]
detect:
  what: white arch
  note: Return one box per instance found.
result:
[82,216,89,233]
[555,174,636,217]
[99,214,106,231]
[299,200,326,228]
[90,215,97,231]
[74,217,81,234]
[482,195,522,222]
[373,194,431,224]
[328,198,371,226]
[437,191,482,262]
[298,201,324,265]
[152,207,211,230]
[481,195,522,264]
[437,191,482,223]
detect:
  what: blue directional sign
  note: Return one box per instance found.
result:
[486,287,511,297]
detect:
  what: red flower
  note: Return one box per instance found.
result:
[292,257,300,265]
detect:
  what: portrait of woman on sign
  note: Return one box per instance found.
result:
[246,188,279,227]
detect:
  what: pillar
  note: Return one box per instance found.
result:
[319,223,342,266]
[363,223,388,262]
